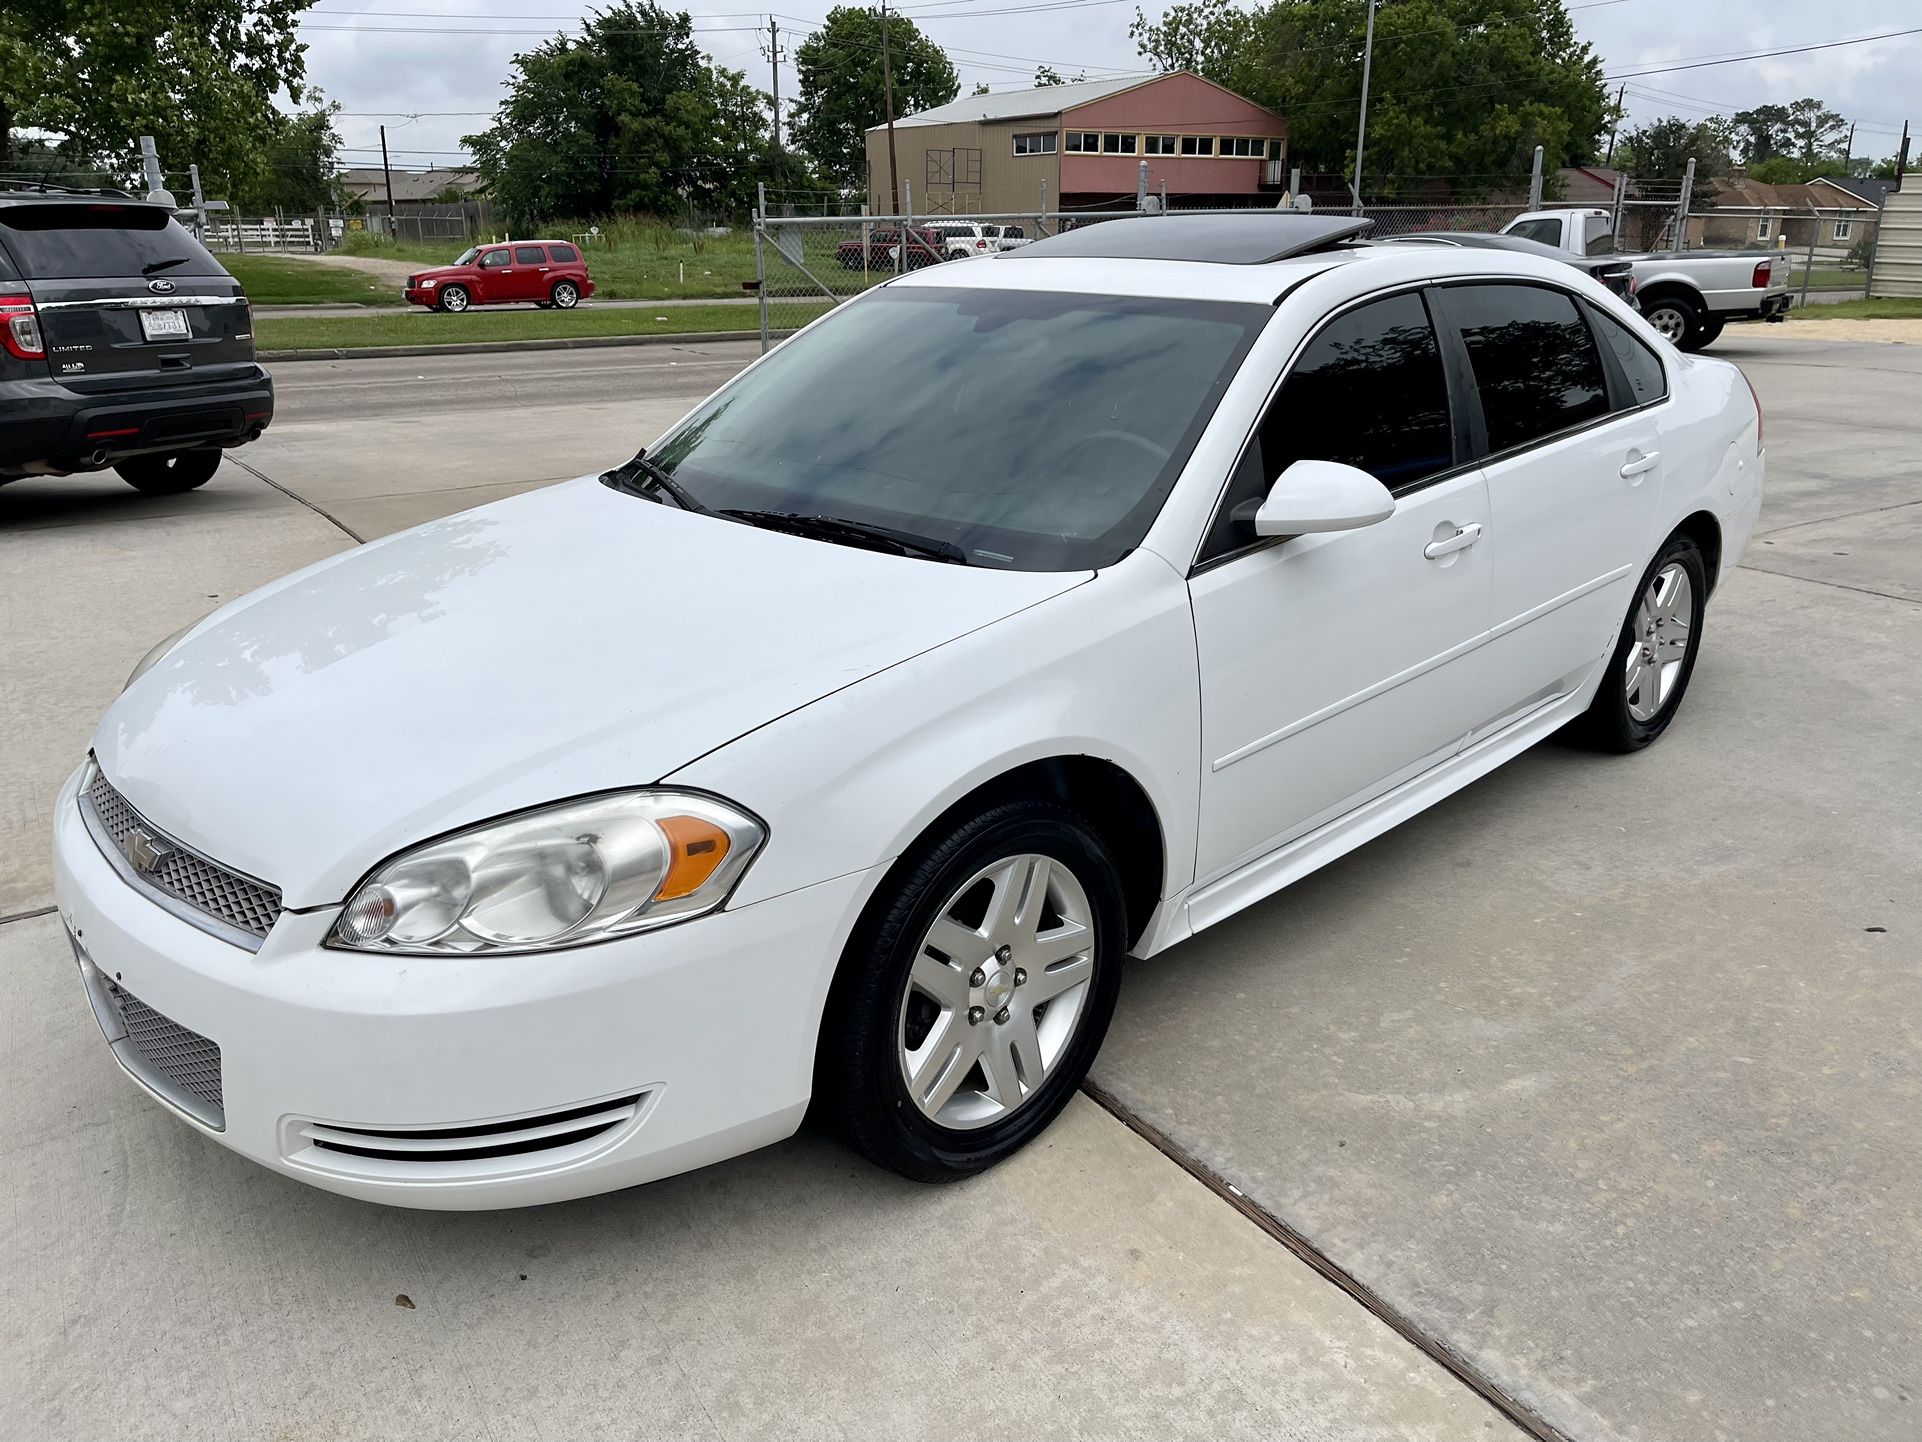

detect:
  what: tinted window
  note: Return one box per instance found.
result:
[1507,218,1562,246]
[1200,291,1454,562]
[479,249,509,268]
[0,204,226,280]
[649,286,1268,571]
[513,245,545,265]
[1582,215,1614,256]
[1589,305,1667,407]
[546,243,578,262]
[1448,284,1609,454]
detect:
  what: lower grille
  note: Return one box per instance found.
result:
[290,1094,646,1179]
[103,982,225,1129]
[82,765,283,949]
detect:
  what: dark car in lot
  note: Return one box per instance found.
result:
[401,241,596,312]
[834,226,945,271]
[1386,231,1640,305]
[0,187,272,494]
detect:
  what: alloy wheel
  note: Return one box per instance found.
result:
[895,853,1096,1130]
[553,282,578,308]
[1625,562,1692,722]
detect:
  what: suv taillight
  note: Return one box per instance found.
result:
[0,296,44,360]
[1751,259,1772,288]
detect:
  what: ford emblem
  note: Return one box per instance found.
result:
[147,278,177,295]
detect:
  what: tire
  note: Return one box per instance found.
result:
[1642,291,1703,349]
[437,284,470,313]
[1693,315,1725,348]
[114,449,222,494]
[817,798,1127,1183]
[550,280,579,309]
[1571,532,1707,752]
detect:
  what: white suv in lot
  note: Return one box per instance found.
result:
[926,220,1014,259]
[55,214,1763,1209]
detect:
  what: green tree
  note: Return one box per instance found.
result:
[463,1,776,226]
[1033,66,1088,86]
[1134,0,1609,197]
[791,6,958,191]
[233,102,344,213]
[1730,103,1791,163]
[1616,115,1732,181]
[1783,97,1846,165]
[0,0,314,190]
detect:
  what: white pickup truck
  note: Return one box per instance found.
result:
[1501,208,1793,351]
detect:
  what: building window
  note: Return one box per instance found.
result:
[1833,218,1853,241]
[1268,139,1286,160]
[1756,217,1773,241]
[1101,132,1138,155]
[1179,135,1214,156]
[1219,136,1264,158]
[1143,134,1178,156]
[1013,132,1057,156]
[1064,131,1099,153]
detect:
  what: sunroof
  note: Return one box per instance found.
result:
[1015,213,1373,264]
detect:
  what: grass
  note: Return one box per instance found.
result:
[1778,265,1865,291]
[222,253,395,306]
[1787,296,1922,321]
[334,216,768,301]
[252,303,828,352]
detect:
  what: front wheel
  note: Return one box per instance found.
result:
[113,449,222,494]
[1572,533,1707,752]
[437,284,470,313]
[817,799,1126,1182]
[550,280,579,309]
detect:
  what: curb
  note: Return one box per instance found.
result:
[259,329,769,362]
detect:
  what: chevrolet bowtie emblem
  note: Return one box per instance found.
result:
[123,826,174,875]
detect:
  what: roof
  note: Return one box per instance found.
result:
[1018,212,1370,264]
[1812,175,1896,208]
[877,75,1153,131]
[1709,176,1877,211]
[337,167,481,202]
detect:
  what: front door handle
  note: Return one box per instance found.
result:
[1620,451,1661,479]
[1423,523,1483,560]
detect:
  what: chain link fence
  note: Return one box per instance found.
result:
[1679,206,1880,302]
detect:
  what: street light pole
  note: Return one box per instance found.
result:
[1351,0,1377,216]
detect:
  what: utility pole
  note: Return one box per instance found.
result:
[379,124,397,237]
[882,0,900,214]
[1350,0,1377,215]
[764,17,786,155]
[1844,121,1855,170]
[1896,120,1910,187]
[1604,82,1627,167]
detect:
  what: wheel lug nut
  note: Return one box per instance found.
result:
[995,945,1012,963]
[994,1007,1010,1025]
[1014,968,1027,986]
[968,1006,985,1025]
[969,967,986,987]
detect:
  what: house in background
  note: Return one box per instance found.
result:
[866,73,1287,216]
[338,167,482,210]
[1685,176,1880,255]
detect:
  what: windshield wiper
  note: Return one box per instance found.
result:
[600,450,714,515]
[720,509,968,564]
[141,256,193,275]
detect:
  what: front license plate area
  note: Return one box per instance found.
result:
[138,308,190,341]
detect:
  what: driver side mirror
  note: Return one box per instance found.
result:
[1250,459,1395,537]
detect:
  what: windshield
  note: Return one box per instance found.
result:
[454,247,479,265]
[649,286,1267,570]
[0,204,226,281]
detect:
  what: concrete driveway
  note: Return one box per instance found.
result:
[3,334,1917,1441]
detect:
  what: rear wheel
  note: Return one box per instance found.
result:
[437,284,470,313]
[1693,315,1725,348]
[1572,533,1707,752]
[550,280,580,309]
[817,798,1125,1182]
[114,449,222,494]
[1642,292,1702,349]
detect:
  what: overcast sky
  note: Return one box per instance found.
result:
[299,0,1920,176]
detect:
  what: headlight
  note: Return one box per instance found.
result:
[329,791,766,955]
[420,278,437,287]
[125,623,195,691]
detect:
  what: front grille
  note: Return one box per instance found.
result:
[83,767,282,948]
[292,1094,646,1176]
[103,981,225,1128]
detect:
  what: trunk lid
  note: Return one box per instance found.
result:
[0,200,255,389]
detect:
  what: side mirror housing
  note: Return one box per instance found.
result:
[1252,459,1396,537]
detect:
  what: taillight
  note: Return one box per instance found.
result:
[0,296,44,360]
[1751,260,1771,288]
[976,240,986,250]
[1742,368,1763,445]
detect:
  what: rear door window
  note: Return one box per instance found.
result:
[513,245,546,265]
[1506,218,1563,247]
[1582,215,1615,256]
[0,204,227,280]
[1444,283,1610,455]
[546,243,578,263]
[1588,305,1667,407]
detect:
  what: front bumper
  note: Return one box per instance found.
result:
[52,767,875,1209]
[0,367,274,477]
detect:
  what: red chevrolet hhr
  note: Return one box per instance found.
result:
[402,241,596,312]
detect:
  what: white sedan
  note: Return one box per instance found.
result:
[53,215,1763,1208]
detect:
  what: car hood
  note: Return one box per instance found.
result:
[95,478,1087,907]
[408,264,468,281]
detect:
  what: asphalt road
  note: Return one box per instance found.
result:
[3,331,1919,1441]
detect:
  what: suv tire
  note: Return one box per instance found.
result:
[114,449,222,494]
[550,280,580,309]
[437,284,471,313]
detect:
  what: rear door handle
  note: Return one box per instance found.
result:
[1620,451,1661,479]
[1423,522,1482,560]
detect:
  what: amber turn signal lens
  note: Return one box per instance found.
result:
[655,815,732,901]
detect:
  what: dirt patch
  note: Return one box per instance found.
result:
[1764,317,1922,344]
[300,252,421,287]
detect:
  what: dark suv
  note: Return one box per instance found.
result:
[0,187,273,493]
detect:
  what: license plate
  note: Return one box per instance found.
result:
[138,308,190,341]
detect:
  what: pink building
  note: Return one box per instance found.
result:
[866,73,1289,216]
